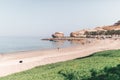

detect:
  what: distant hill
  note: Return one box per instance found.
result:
[70,20,120,37]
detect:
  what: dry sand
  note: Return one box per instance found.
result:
[0,39,120,77]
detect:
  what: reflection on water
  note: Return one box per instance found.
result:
[70,40,85,45]
[69,39,93,45]
[51,39,94,48]
[51,40,66,48]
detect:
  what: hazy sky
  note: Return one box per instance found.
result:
[0,0,120,37]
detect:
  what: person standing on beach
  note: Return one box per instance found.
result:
[57,47,60,51]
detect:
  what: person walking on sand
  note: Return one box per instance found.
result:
[57,47,60,51]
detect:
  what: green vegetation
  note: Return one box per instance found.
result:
[85,30,120,38]
[82,64,120,80]
[1,50,120,80]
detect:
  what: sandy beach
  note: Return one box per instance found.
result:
[0,39,120,77]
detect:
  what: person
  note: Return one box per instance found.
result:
[57,47,60,51]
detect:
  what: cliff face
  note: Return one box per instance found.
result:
[102,25,120,30]
[70,20,120,37]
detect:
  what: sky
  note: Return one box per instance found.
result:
[0,0,120,37]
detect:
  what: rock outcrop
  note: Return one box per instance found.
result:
[70,32,79,37]
[52,32,64,38]
[70,30,86,37]
[102,25,120,30]
[51,20,120,38]
[102,20,120,30]
[71,20,120,37]
[113,20,120,26]
[94,27,106,31]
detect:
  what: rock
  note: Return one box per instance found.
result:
[70,20,120,38]
[113,20,120,26]
[52,32,64,38]
[70,30,86,37]
[70,32,79,37]
[94,27,106,31]
[19,60,23,63]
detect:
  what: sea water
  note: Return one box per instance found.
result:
[0,36,79,54]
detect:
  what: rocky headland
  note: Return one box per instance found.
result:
[42,20,120,41]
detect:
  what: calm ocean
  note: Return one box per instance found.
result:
[0,36,78,54]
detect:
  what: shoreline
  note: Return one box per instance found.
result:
[0,39,120,77]
[0,39,80,55]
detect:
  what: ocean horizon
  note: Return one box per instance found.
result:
[0,36,80,54]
